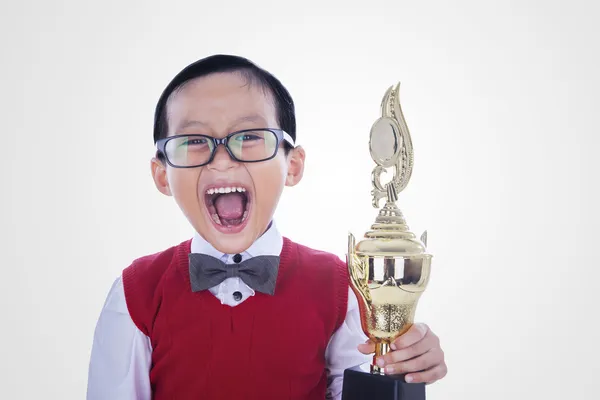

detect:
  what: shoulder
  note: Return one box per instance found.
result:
[284,237,350,331]
[289,238,347,266]
[121,239,191,335]
[123,239,191,289]
[100,275,129,315]
[284,237,349,280]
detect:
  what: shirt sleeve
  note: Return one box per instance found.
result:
[325,287,372,400]
[86,276,153,400]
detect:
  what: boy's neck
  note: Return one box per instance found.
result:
[191,220,282,258]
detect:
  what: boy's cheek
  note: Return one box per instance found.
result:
[166,171,202,199]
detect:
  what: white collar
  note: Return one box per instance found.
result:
[190,221,283,259]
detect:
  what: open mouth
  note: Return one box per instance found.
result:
[204,185,251,229]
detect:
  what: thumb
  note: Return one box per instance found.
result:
[357,340,376,355]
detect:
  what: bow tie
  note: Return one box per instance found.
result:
[188,253,280,295]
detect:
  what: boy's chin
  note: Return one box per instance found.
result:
[203,225,261,255]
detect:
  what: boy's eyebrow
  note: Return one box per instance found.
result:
[177,120,208,130]
[230,115,267,127]
[177,115,268,131]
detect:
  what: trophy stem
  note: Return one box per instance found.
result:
[371,342,391,374]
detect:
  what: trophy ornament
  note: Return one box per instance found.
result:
[347,82,432,376]
[370,82,414,208]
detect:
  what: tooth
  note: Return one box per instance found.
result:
[218,188,225,193]
[207,189,213,194]
[242,210,248,220]
[212,213,221,225]
[225,187,231,193]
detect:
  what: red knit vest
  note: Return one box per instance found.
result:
[122,237,349,400]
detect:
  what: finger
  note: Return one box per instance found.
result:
[384,348,443,376]
[391,323,429,350]
[381,333,436,365]
[405,362,448,384]
[357,340,376,355]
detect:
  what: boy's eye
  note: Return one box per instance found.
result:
[183,137,209,146]
[236,133,258,141]
[235,133,262,141]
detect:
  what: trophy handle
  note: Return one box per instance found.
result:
[420,230,428,248]
[347,232,372,303]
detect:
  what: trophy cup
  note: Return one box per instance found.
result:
[341,83,432,400]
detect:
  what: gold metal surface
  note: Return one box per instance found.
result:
[372,342,391,374]
[348,82,432,374]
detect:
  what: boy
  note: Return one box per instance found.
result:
[86,55,447,400]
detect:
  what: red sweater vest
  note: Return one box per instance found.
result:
[122,237,349,400]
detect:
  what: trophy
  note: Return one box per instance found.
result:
[342,83,432,400]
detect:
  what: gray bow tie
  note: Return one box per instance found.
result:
[188,253,280,295]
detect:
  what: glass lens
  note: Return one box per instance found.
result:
[165,135,214,166]
[228,130,278,161]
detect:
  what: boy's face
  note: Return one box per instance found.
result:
[151,72,305,254]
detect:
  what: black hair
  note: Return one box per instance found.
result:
[153,54,296,154]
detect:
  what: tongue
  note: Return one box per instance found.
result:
[214,193,245,220]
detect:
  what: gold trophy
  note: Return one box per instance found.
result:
[342,83,432,400]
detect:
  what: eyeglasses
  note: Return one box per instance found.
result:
[156,128,295,168]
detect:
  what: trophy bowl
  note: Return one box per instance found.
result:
[348,225,432,372]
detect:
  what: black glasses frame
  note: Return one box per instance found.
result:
[156,128,294,168]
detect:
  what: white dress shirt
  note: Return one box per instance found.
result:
[86,222,370,399]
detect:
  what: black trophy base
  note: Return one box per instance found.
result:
[342,366,425,400]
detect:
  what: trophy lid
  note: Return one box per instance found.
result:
[355,200,428,257]
[354,82,430,258]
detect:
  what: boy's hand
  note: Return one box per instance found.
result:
[357,323,447,384]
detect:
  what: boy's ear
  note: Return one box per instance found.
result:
[285,146,305,187]
[151,157,172,196]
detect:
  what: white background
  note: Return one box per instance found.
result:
[2,0,599,399]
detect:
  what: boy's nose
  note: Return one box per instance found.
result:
[208,145,237,171]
